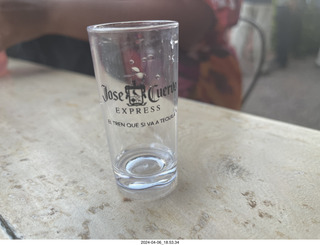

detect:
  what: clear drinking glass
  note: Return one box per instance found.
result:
[87,20,179,200]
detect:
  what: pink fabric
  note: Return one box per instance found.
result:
[204,0,242,46]
[178,0,243,109]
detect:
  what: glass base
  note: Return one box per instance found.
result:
[114,146,177,200]
[117,176,177,201]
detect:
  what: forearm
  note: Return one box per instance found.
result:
[46,0,214,50]
[0,0,51,50]
[1,0,214,51]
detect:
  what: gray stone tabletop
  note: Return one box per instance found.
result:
[1,59,320,239]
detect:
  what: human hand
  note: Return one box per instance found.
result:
[0,51,8,77]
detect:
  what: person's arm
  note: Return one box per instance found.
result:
[0,51,8,77]
[0,0,214,51]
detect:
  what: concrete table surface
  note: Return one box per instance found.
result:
[1,59,320,239]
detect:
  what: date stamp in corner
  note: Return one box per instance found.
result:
[140,240,180,245]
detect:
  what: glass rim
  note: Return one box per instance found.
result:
[87,20,179,33]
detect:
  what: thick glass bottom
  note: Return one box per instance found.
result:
[113,146,177,200]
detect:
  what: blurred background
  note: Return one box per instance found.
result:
[230,0,320,130]
[5,0,320,130]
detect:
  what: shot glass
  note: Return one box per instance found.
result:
[87,20,179,200]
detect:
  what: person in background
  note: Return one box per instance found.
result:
[1,0,243,110]
[316,48,320,68]
[289,0,305,59]
[314,0,320,68]
[274,0,296,69]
